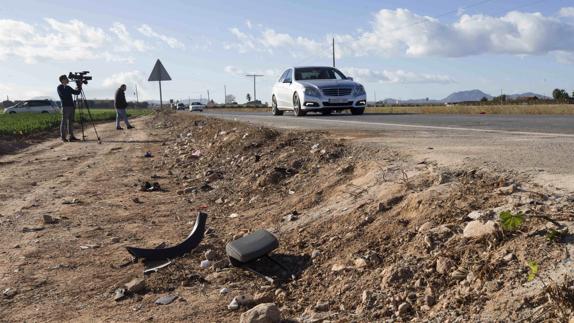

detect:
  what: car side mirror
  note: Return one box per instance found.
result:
[283,79,291,84]
[346,77,354,81]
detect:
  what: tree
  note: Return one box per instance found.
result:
[246,93,251,102]
[480,97,488,102]
[552,88,569,101]
[225,94,236,104]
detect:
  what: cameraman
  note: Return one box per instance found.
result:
[114,84,134,130]
[57,75,81,142]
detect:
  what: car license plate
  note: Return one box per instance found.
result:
[328,98,347,104]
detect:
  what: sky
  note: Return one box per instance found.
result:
[1,0,574,103]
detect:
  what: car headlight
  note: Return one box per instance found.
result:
[353,85,366,96]
[304,87,321,97]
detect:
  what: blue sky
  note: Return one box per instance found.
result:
[1,0,573,102]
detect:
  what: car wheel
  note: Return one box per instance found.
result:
[293,93,305,117]
[321,109,332,115]
[271,96,283,116]
[9,111,16,114]
[41,111,49,114]
[351,107,365,115]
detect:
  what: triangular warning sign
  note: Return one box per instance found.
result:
[148,59,172,82]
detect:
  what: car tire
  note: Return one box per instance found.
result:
[293,93,305,117]
[41,111,49,114]
[271,96,283,116]
[351,107,365,115]
[9,111,16,114]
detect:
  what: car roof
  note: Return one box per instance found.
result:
[292,66,337,69]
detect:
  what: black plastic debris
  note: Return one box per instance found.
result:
[140,181,161,192]
[126,212,207,261]
[144,151,153,158]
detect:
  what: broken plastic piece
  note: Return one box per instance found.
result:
[126,212,207,261]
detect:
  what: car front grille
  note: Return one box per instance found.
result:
[323,101,353,107]
[321,87,353,96]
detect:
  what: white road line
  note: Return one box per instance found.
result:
[209,113,574,138]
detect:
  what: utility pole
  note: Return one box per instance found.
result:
[245,74,263,101]
[224,85,227,104]
[134,84,139,104]
[332,37,335,68]
[374,90,376,106]
[207,90,210,103]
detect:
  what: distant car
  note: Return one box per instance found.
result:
[189,102,205,112]
[3,99,60,114]
[271,66,366,116]
[176,102,187,110]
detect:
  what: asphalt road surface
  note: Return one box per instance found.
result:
[201,110,574,192]
[203,111,574,136]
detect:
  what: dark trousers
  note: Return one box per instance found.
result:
[60,105,75,139]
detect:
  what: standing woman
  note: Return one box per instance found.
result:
[114,84,134,130]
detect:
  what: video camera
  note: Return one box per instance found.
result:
[68,71,92,85]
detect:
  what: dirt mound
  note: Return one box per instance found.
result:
[1,111,572,322]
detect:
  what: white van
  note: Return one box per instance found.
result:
[3,100,60,114]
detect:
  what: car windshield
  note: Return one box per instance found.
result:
[294,67,346,81]
[192,102,202,105]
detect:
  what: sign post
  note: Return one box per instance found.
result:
[148,59,172,108]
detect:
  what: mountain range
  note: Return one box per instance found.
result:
[381,89,549,104]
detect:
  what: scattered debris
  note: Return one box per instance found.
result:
[125,278,146,294]
[200,260,211,268]
[62,198,80,205]
[228,298,240,310]
[2,288,16,299]
[140,181,162,192]
[22,226,44,233]
[219,288,229,295]
[463,220,499,238]
[42,214,58,224]
[144,151,153,158]
[114,288,126,301]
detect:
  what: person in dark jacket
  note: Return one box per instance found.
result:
[114,84,133,130]
[57,75,81,142]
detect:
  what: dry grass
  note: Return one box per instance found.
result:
[205,104,574,115]
[367,104,574,115]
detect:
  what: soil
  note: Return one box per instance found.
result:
[1,110,573,322]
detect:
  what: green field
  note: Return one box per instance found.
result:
[0,109,152,135]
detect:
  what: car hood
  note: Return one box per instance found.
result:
[297,79,358,88]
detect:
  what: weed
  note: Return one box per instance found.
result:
[527,261,539,282]
[499,211,525,231]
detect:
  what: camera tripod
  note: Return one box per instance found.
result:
[74,88,102,144]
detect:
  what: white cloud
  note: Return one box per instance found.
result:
[110,23,148,52]
[226,8,574,62]
[559,7,574,17]
[101,70,151,99]
[341,67,455,84]
[138,24,185,49]
[246,19,252,29]
[0,18,183,64]
[224,65,280,78]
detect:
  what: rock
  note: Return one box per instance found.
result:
[205,250,216,261]
[314,301,329,312]
[183,187,194,194]
[424,295,436,306]
[220,288,229,295]
[285,213,298,222]
[354,258,367,268]
[2,288,16,299]
[110,237,121,243]
[228,298,240,310]
[463,220,498,238]
[361,290,373,305]
[331,263,346,272]
[466,210,483,220]
[42,214,58,224]
[450,268,468,281]
[311,250,321,259]
[497,184,517,195]
[155,294,177,305]
[215,198,224,204]
[418,222,434,233]
[436,257,453,274]
[380,266,413,287]
[240,303,281,323]
[229,213,240,218]
[503,253,515,262]
[235,294,254,306]
[200,260,212,268]
[114,288,126,301]
[397,302,411,317]
[125,278,146,294]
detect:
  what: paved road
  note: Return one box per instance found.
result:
[202,110,574,192]
[203,111,574,137]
